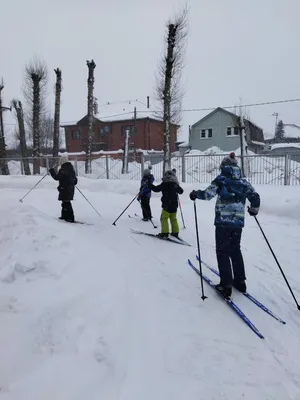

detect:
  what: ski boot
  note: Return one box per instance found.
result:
[233,280,247,293]
[215,283,232,299]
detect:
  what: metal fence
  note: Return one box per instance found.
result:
[1,153,300,186]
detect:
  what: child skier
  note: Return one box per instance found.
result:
[49,155,78,223]
[189,152,260,298]
[149,169,184,238]
[137,166,154,221]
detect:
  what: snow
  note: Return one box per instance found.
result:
[1,176,300,399]
[270,143,300,150]
[97,99,159,122]
[284,124,300,138]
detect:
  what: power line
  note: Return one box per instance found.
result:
[4,97,300,127]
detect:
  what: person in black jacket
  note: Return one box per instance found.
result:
[149,169,183,238]
[49,155,78,222]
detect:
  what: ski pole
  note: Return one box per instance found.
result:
[178,197,186,229]
[193,200,207,301]
[253,213,300,310]
[19,168,54,203]
[138,198,157,229]
[112,194,139,226]
[76,187,101,218]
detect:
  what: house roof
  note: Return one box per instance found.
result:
[283,124,300,138]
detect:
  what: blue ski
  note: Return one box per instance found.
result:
[188,259,264,339]
[196,256,286,325]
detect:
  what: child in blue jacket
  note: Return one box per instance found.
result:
[190,153,260,298]
[138,166,154,221]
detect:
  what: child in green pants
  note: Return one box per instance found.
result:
[149,170,184,238]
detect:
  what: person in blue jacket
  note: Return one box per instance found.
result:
[189,152,260,298]
[138,166,155,221]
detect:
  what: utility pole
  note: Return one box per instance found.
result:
[85,59,96,174]
[272,112,279,138]
[0,83,10,175]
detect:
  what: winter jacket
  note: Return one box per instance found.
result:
[149,172,183,213]
[194,165,260,228]
[49,162,78,201]
[139,174,154,198]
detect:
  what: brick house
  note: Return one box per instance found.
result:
[62,114,178,154]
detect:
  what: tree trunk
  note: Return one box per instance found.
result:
[32,74,41,174]
[162,24,177,174]
[13,100,31,175]
[85,60,96,174]
[53,68,62,167]
[0,86,10,175]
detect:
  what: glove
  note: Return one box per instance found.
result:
[189,190,198,201]
[248,206,258,216]
[137,195,141,202]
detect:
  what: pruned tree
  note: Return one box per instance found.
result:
[53,68,62,164]
[275,120,285,143]
[155,7,188,174]
[11,99,31,175]
[86,59,96,174]
[0,81,10,175]
[24,59,48,174]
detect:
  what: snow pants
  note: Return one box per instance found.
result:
[215,226,246,287]
[61,201,75,222]
[140,196,152,219]
[161,209,179,234]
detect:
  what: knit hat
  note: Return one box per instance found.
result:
[220,152,238,168]
[59,155,69,166]
[143,168,151,177]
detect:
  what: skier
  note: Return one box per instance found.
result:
[137,166,154,221]
[49,155,78,223]
[148,169,184,238]
[189,152,260,298]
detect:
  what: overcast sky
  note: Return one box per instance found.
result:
[1,0,299,145]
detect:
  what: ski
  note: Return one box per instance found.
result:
[188,259,264,339]
[58,218,92,226]
[196,256,286,325]
[131,229,191,246]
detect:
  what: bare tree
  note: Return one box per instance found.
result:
[0,81,10,175]
[86,60,96,174]
[53,68,62,164]
[24,59,48,174]
[11,99,31,175]
[155,7,188,173]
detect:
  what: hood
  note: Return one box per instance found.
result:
[221,165,242,180]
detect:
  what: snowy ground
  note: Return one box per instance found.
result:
[0,176,300,399]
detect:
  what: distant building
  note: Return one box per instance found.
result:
[62,101,178,153]
[189,107,265,153]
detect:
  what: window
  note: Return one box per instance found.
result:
[226,127,240,137]
[200,128,213,139]
[71,130,80,140]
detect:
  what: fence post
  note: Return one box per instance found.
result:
[181,153,186,183]
[46,157,49,174]
[141,153,145,175]
[106,155,110,179]
[74,158,78,176]
[20,159,24,175]
[284,154,290,186]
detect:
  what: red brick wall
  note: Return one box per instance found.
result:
[64,118,177,153]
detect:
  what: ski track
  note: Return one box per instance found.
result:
[0,178,300,399]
